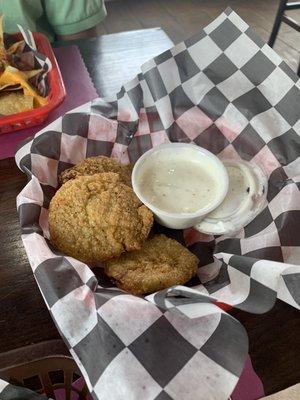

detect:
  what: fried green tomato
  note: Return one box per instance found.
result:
[105,234,199,295]
[59,156,133,187]
[49,173,153,262]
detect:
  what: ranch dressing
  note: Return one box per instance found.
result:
[136,149,220,214]
[208,164,250,219]
[195,160,268,235]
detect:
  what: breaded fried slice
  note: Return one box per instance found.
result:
[105,234,199,295]
[59,156,132,186]
[49,173,153,262]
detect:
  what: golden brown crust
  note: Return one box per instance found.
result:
[59,156,133,186]
[49,173,153,262]
[105,234,199,295]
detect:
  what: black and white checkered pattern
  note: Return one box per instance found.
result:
[0,378,49,399]
[17,25,52,96]
[13,8,299,400]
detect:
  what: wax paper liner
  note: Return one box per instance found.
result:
[0,380,49,399]
[13,8,299,400]
[4,25,52,96]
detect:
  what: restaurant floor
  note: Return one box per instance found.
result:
[103,0,300,73]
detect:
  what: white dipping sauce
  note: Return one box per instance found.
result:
[136,148,219,214]
[196,160,268,235]
[208,165,249,218]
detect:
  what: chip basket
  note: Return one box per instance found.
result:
[0,32,66,135]
[0,341,91,400]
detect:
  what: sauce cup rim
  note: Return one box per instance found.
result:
[131,143,229,220]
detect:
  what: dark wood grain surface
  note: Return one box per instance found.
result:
[55,28,174,97]
[0,159,61,349]
[231,302,300,395]
[102,0,300,73]
[0,27,299,397]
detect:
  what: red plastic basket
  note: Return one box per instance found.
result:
[0,32,66,134]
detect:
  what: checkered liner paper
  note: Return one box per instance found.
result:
[12,8,300,400]
[6,25,52,96]
[0,380,49,400]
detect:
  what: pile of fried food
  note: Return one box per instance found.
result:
[49,156,199,295]
[0,16,47,116]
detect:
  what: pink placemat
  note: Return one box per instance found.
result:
[232,356,265,400]
[0,45,98,160]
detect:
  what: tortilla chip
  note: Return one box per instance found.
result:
[0,83,22,91]
[0,91,33,115]
[0,66,47,107]
[6,40,25,56]
[23,69,42,80]
[0,15,49,102]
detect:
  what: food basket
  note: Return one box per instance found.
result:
[0,32,66,134]
[14,8,300,400]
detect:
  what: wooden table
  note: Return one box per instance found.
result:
[0,28,299,396]
[55,28,174,97]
